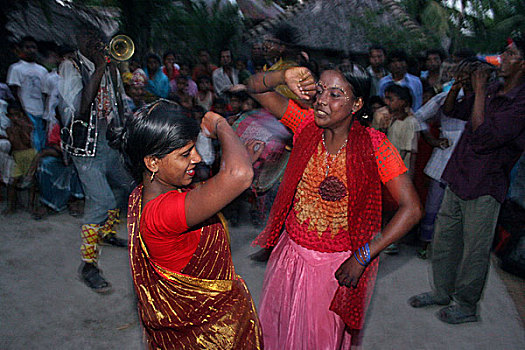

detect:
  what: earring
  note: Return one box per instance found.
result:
[150,171,156,182]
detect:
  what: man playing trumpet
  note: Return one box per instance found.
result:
[58,26,134,293]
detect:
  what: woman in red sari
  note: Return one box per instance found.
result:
[246,67,423,349]
[122,100,262,349]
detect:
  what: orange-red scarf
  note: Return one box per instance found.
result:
[254,118,383,330]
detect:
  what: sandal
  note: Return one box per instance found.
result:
[409,292,450,308]
[437,305,478,324]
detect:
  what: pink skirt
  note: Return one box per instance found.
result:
[259,231,354,350]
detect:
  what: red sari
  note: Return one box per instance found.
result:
[128,185,262,349]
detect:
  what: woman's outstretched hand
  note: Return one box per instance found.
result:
[335,255,366,288]
[284,67,316,100]
[201,111,226,139]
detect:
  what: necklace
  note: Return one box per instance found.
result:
[318,134,348,202]
[322,134,347,177]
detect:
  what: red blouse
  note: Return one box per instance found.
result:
[140,190,201,272]
[280,100,407,251]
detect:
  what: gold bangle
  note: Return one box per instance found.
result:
[263,71,269,89]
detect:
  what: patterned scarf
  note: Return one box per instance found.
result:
[254,118,383,330]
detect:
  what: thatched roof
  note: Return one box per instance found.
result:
[237,0,284,20]
[245,0,426,54]
[6,0,119,45]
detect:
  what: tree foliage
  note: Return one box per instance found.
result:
[399,0,525,53]
[152,0,244,64]
[349,8,439,55]
[67,0,244,64]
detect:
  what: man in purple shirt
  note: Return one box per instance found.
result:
[409,34,525,324]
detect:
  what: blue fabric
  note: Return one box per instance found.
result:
[419,178,447,242]
[72,122,134,224]
[26,113,46,152]
[144,68,170,98]
[508,152,525,209]
[378,73,424,111]
[37,156,84,212]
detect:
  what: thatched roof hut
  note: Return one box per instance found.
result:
[5,0,119,45]
[236,0,284,20]
[245,0,427,55]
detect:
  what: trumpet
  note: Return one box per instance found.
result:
[106,35,135,62]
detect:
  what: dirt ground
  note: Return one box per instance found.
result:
[1,193,523,349]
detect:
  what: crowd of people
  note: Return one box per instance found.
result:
[1,20,524,349]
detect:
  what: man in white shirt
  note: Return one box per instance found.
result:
[7,36,48,151]
[212,49,239,99]
[40,44,62,132]
[366,45,389,96]
[58,28,132,294]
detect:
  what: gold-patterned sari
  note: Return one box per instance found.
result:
[127,185,263,349]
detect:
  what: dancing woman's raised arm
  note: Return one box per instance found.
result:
[246,67,316,119]
[184,112,254,227]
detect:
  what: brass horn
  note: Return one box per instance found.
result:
[107,35,135,62]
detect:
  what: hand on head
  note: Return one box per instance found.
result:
[284,67,316,100]
[200,111,226,139]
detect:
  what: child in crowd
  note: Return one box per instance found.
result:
[178,63,198,96]
[195,75,214,111]
[236,58,252,84]
[211,97,228,115]
[122,70,147,113]
[0,99,13,188]
[382,85,419,254]
[384,84,419,177]
[4,101,37,215]
[371,105,391,134]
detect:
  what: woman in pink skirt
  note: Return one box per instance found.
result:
[246,66,423,349]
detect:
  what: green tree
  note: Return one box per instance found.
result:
[399,0,525,53]
[153,0,244,64]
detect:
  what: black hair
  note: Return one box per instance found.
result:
[213,97,228,108]
[384,84,413,107]
[58,45,75,57]
[75,24,107,44]
[196,75,211,84]
[453,48,476,60]
[426,48,446,61]
[235,56,247,64]
[122,99,200,182]
[163,51,176,61]
[39,41,59,58]
[271,23,300,46]
[388,49,408,64]
[369,45,386,56]
[20,36,37,45]
[369,95,386,108]
[339,65,372,125]
[227,90,250,101]
[7,100,22,111]
[219,48,233,61]
[146,53,162,65]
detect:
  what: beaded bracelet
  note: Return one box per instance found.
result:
[353,243,371,267]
